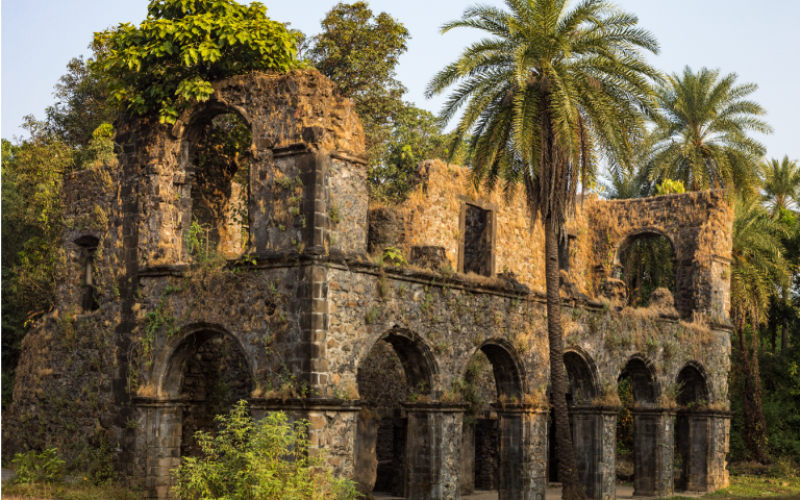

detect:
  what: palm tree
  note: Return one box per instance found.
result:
[761,156,800,215]
[645,66,772,195]
[426,1,660,498]
[730,197,790,463]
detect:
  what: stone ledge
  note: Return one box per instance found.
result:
[401,401,470,412]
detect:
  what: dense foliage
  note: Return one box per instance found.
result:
[92,0,302,124]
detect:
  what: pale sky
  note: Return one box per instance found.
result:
[2,0,798,162]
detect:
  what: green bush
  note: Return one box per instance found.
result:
[12,448,65,485]
[171,400,360,500]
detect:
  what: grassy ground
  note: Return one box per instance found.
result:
[663,475,800,500]
[0,481,141,500]
[2,471,798,500]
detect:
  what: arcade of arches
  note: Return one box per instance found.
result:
[2,71,735,500]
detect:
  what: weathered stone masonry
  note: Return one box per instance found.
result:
[3,69,734,500]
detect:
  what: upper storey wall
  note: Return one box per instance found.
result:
[113,70,369,268]
[585,191,734,318]
[389,160,733,319]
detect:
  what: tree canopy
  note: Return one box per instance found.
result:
[645,66,772,194]
[91,0,302,124]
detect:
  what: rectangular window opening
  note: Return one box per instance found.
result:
[463,204,491,276]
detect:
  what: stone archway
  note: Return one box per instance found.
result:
[354,327,441,500]
[551,348,617,500]
[619,355,675,497]
[675,362,714,492]
[136,324,255,499]
[614,229,677,309]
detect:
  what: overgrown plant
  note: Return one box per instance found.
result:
[172,400,360,500]
[92,0,302,124]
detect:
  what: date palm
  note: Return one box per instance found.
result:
[761,156,800,215]
[730,197,790,463]
[426,1,660,498]
[645,67,772,194]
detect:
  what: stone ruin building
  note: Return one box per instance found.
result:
[3,70,735,500]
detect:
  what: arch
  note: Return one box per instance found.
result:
[676,361,710,406]
[175,102,255,260]
[618,354,659,404]
[368,327,439,393]
[471,338,526,398]
[614,228,677,266]
[563,347,601,404]
[151,323,255,397]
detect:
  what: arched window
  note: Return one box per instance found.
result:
[618,231,675,307]
[180,110,252,260]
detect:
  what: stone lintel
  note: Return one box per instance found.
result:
[676,409,733,419]
[490,402,548,414]
[247,397,361,413]
[630,406,678,416]
[569,404,621,416]
[401,401,470,413]
[132,397,186,408]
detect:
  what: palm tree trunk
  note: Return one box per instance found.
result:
[737,320,770,463]
[544,216,586,500]
[781,320,790,356]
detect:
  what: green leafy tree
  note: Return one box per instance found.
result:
[761,156,800,215]
[91,0,302,124]
[43,55,117,154]
[427,1,660,498]
[172,400,359,500]
[730,197,791,463]
[372,105,469,201]
[645,67,771,194]
[309,2,409,171]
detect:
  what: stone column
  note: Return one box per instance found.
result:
[401,402,468,500]
[631,407,677,497]
[249,398,361,480]
[676,409,732,492]
[492,404,548,500]
[461,421,476,495]
[570,406,620,500]
[133,398,184,500]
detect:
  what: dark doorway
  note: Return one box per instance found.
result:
[178,333,254,457]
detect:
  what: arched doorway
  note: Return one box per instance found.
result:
[179,107,252,260]
[619,355,675,497]
[547,349,616,500]
[355,328,437,499]
[137,326,255,499]
[464,341,525,497]
[675,363,711,491]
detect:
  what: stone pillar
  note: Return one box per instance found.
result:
[401,402,468,500]
[249,398,361,480]
[493,404,548,500]
[676,410,732,492]
[133,398,184,500]
[631,407,677,497]
[570,406,619,500]
[461,421,476,495]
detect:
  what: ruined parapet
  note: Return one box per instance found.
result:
[114,70,369,268]
[585,191,733,318]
